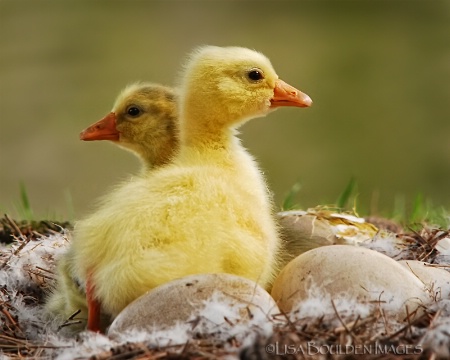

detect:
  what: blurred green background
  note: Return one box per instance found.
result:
[1,0,449,220]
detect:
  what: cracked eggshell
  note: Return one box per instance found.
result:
[271,245,430,320]
[108,273,278,336]
[277,211,337,267]
[277,210,379,269]
[399,260,450,299]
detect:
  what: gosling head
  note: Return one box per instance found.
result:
[80,83,179,168]
[179,46,312,132]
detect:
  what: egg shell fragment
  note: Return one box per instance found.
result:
[278,212,336,253]
[277,210,379,268]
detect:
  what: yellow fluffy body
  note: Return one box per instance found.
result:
[45,83,179,329]
[69,46,286,318]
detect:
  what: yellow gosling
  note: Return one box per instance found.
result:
[70,46,311,331]
[45,83,179,332]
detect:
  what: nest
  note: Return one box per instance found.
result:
[0,214,449,359]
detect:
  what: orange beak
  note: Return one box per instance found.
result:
[80,112,120,141]
[270,79,312,108]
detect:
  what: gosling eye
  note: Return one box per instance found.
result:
[126,106,141,117]
[247,69,264,82]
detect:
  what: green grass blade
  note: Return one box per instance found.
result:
[392,194,406,223]
[336,177,357,210]
[410,193,425,224]
[282,182,302,210]
[19,182,34,221]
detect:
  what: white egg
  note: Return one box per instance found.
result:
[108,273,278,336]
[399,260,450,299]
[271,245,430,320]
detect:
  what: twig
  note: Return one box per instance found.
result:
[424,263,450,268]
[0,334,28,345]
[35,266,54,274]
[32,230,45,238]
[381,312,429,341]
[28,269,56,280]
[57,320,83,330]
[331,299,356,341]
[0,234,31,270]
[416,308,442,348]
[334,314,376,334]
[4,214,25,238]
[57,309,83,330]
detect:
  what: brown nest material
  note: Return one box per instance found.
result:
[0,214,72,244]
[396,227,449,264]
[0,215,449,359]
[86,337,237,360]
[242,306,440,360]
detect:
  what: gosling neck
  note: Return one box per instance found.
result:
[179,104,236,151]
[141,136,177,170]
